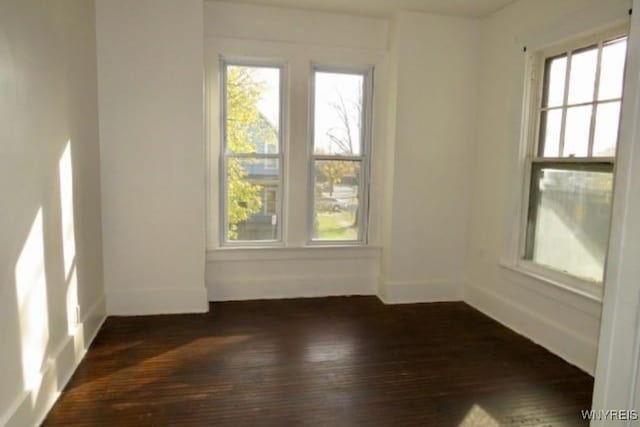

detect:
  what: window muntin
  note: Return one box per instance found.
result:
[221,63,283,244]
[310,69,371,243]
[523,34,627,284]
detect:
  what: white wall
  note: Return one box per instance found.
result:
[466,0,631,374]
[379,11,479,303]
[96,0,208,315]
[204,1,388,50]
[204,2,387,301]
[207,247,380,300]
[0,0,106,425]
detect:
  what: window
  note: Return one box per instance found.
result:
[310,68,372,243]
[221,62,283,244]
[523,34,627,285]
[216,60,374,248]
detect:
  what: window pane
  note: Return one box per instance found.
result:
[599,38,627,101]
[563,105,592,157]
[593,101,621,157]
[225,158,279,241]
[314,72,364,156]
[538,109,562,157]
[526,165,613,282]
[225,65,280,154]
[567,46,598,105]
[313,160,360,241]
[264,189,277,215]
[542,55,567,108]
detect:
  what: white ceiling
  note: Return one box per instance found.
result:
[212,0,518,18]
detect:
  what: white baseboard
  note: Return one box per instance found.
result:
[378,279,463,304]
[2,295,107,427]
[208,275,376,301]
[107,287,209,315]
[465,284,598,375]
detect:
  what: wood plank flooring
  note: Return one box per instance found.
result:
[43,297,593,426]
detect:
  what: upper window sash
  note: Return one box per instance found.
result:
[311,66,371,158]
[221,61,285,156]
[532,33,627,161]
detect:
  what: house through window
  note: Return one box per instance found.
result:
[219,61,373,246]
[221,63,282,243]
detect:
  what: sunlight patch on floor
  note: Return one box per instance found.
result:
[459,404,500,427]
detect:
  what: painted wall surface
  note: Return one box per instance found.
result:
[380,11,479,303]
[207,247,381,301]
[466,0,630,374]
[204,1,388,50]
[0,0,106,425]
[96,0,208,315]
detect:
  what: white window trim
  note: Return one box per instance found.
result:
[514,25,628,300]
[219,58,287,247]
[205,36,387,252]
[307,65,374,246]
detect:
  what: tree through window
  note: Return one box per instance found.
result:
[311,69,371,242]
[221,63,282,243]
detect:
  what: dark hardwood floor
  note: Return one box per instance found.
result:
[43,297,593,426]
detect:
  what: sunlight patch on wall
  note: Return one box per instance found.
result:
[15,208,50,402]
[60,141,80,335]
[66,265,78,335]
[59,141,76,278]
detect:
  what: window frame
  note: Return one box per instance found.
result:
[307,65,374,246]
[219,58,287,247]
[517,26,628,296]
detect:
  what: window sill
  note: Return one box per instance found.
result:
[499,261,603,304]
[207,245,382,262]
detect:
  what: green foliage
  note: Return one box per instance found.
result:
[225,67,276,239]
[226,158,262,238]
[315,210,357,240]
[317,161,356,196]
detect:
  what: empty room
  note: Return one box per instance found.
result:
[2,0,640,425]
